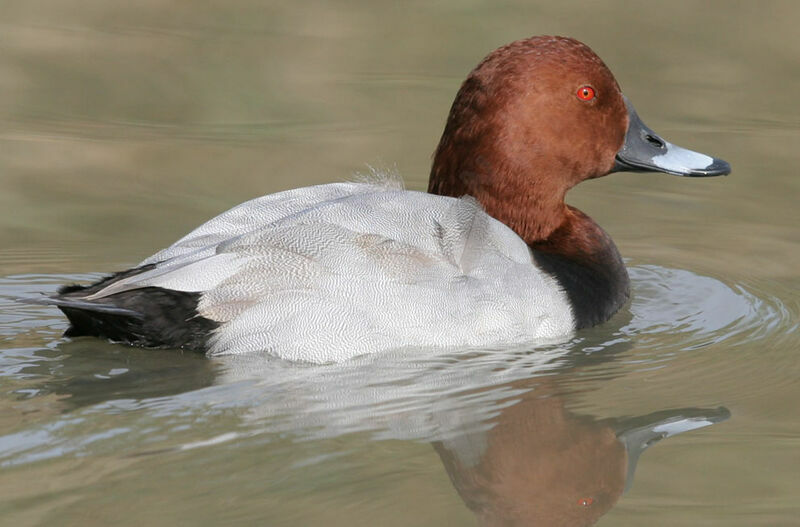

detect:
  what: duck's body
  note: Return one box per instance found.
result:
[48,36,729,362]
[60,181,576,362]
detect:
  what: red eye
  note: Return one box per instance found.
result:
[578,497,594,507]
[577,86,595,101]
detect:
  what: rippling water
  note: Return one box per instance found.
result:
[2,265,797,524]
[2,2,800,526]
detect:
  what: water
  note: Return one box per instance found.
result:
[1,1,799,525]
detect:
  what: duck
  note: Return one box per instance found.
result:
[44,36,730,363]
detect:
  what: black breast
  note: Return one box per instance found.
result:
[530,206,631,330]
[532,249,629,329]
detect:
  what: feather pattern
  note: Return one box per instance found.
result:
[78,182,575,362]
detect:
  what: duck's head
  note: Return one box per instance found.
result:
[429,36,730,243]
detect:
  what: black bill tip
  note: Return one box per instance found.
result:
[687,157,731,177]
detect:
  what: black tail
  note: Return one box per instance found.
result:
[48,265,219,351]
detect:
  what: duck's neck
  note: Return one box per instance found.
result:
[429,151,572,243]
[529,206,630,329]
[430,156,630,327]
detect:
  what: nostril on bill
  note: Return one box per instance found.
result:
[645,134,665,148]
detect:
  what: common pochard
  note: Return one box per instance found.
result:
[46,36,730,362]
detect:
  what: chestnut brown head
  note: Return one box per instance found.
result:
[429,36,729,243]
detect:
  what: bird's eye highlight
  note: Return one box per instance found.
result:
[577,86,595,101]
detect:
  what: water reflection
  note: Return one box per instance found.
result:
[433,378,728,526]
[13,340,216,411]
[10,338,730,526]
[186,336,727,527]
[214,344,729,526]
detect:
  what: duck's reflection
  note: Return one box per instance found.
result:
[433,379,728,526]
[11,339,217,411]
[12,336,728,527]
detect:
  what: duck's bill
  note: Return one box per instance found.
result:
[612,97,730,177]
[615,406,731,493]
